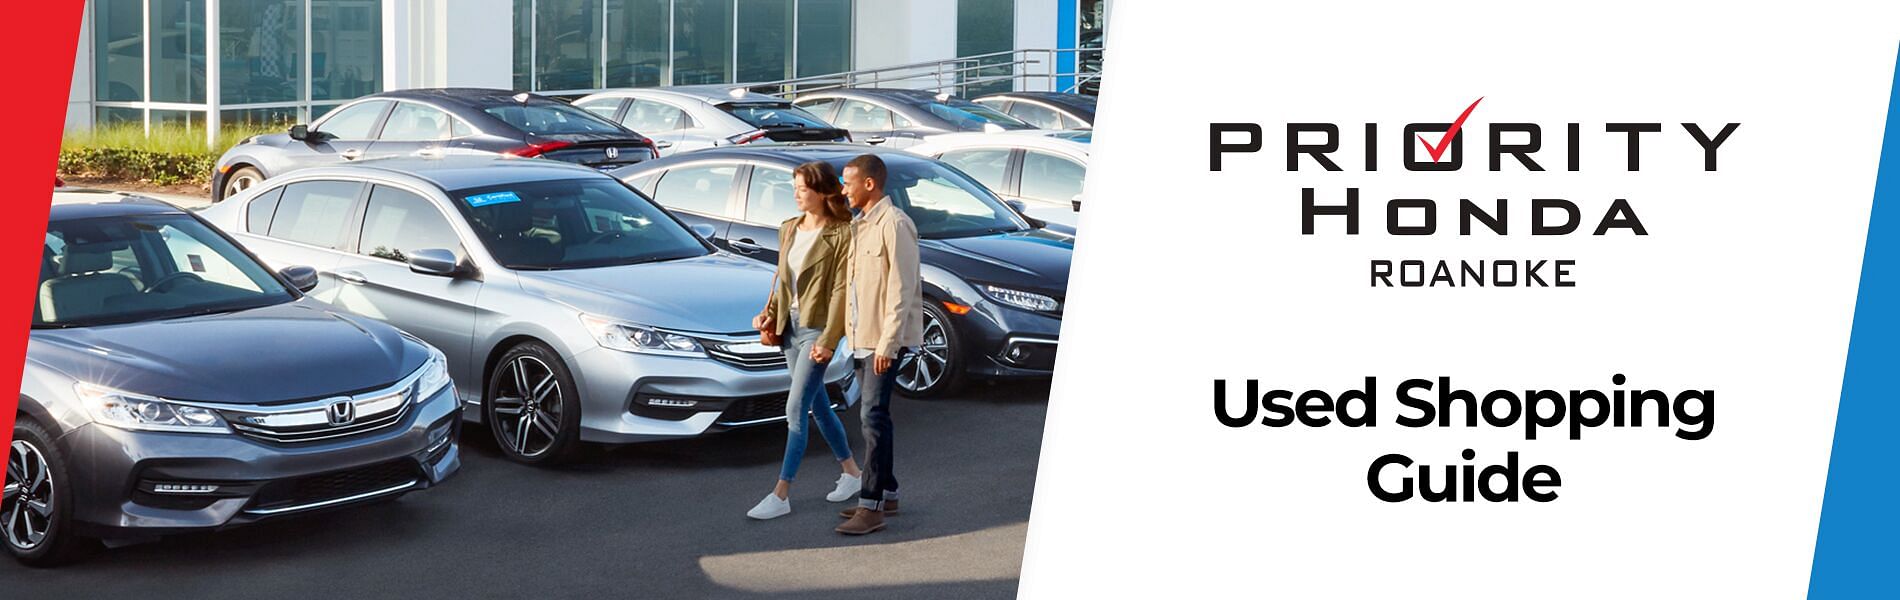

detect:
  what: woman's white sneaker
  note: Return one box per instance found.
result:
[747,494,792,520]
[827,474,861,502]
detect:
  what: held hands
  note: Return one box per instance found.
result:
[810,345,834,364]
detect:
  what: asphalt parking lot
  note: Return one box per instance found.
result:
[1,380,1050,598]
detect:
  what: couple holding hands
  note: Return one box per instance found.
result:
[747,154,922,536]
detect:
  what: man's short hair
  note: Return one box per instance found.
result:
[845,154,888,189]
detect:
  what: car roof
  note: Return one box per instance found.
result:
[48,194,189,222]
[617,143,935,172]
[293,156,613,192]
[588,85,790,105]
[909,131,1092,155]
[367,88,565,109]
[977,92,1097,115]
[798,88,965,105]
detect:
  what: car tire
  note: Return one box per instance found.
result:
[4,419,96,567]
[896,301,965,399]
[484,342,584,466]
[218,166,263,202]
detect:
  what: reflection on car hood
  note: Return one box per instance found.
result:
[922,228,1074,295]
[27,299,421,406]
[515,253,772,334]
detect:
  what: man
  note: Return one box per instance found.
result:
[836,154,923,536]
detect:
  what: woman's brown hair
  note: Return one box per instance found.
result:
[794,161,854,223]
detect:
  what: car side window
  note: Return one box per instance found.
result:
[1059,113,1089,130]
[1019,151,1087,204]
[379,103,452,141]
[652,164,739,216]
[246,185,287,234]
[744,167,801,225]
[156,223,264,293]
[1009,102,1064,129]
[450,117,475,138]
[357,185,463,263]
[574,97,623,120]
[267,180,365,248]
[625,172,659,195]
[938,149,1013,193]
[621,100,691,133]
[794,97,840,121]
[313,100,390,140]
[833,100,892,130]
[892,110,916,129]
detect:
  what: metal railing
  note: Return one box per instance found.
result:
[735,48,1105,98]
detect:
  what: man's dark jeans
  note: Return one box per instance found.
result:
[856,348,909,509]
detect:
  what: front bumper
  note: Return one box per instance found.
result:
[557,343,857,444]
[953,300,1064,380]
[57,383,462,541]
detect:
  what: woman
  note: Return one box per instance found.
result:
[747,161,864,520]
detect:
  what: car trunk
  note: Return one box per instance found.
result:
[532,133,659,169]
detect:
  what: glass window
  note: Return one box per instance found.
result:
[534,0,601,90]
[926,100,1033,130]
[484,103,625,135]
[833,100,892,131]
[938,149,1012,193]
[956,0,1015,96]
[575,97,624,120]
[449,178,710,270]
[893,111,915,129]
[37,215,292,327]
[150,0,206,104]
[673,0,732,85]
[312,0,382,101]
[1009,102,1064,130]
[793,97,841,121]
[151,110,207,133]
[247,186,287,233]
[95,0,143,102]
[380,103,452,141]
[652,165,738,216]
[1059,113,1089,130]
[221,0,305,104]
[358,185,462,262]
[512,0,532,91]
[221,107,302,135]
[736,0,792,83]
[95,107,142,128]
[795,0,851,78]
[451,117,475,138]
[745,167,800,225]
[721,103,832,128]
[884,158,1030,238]
[268,180,365,248]
[606,0,668,88]
[621,99,690,133]
[1018,150,1087,204]
[314,100,389,139]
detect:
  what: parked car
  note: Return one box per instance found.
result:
[198,157,854,465]
[906,130,1091,228]
[790,89,1035,149]
[212,88,661,202]
[973,92,1096,130]
[13,196,460,565]
[614,144,1069,398]
[572,86,849,154]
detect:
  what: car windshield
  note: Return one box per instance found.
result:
[484,103,627,135]
[880,158,1033,239]
[36,214,293,328]
[924,100,1034,131]
[449,178,711,270]
[720,103,834,129]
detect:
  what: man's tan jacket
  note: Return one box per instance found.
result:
[847,197,924,356]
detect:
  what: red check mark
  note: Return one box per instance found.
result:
[1416,97,1485,162]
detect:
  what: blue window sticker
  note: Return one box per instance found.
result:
[465,191,522,207]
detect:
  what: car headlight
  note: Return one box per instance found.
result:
[412,344,452,398]
[74,382,230,434]
[579,314,705,357]
[981,285,1060,313]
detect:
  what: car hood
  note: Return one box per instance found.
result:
[922,228,1074,296]
[515,252,772,335]
[27,299,422,406]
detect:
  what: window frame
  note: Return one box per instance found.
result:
[349,183,472,265]
[262,179,371,250]
[648,160,747,219]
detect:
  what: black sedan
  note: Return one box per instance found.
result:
[212,88,659,202]
[790,89,1035,149]
[974,92,1097,130]
[613,144,1071,398]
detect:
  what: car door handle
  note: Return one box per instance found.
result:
[863,136,886,145]
[341,148,364,160]
[654,140,675,149]
[729,238,764,253]
[335,270,368,285]
[415,147,443,158]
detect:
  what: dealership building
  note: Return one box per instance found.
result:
[64,0,1106,142]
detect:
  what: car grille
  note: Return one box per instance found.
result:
[219,379,416,445]
[248,460,419,514]
[705,339,788,371]
[715,385,846,427]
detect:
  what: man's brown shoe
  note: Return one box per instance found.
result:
[835,508,886,535]
[839,500,898,518]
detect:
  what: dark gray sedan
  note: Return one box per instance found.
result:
[212,88,660,202]
[10,197,460,565]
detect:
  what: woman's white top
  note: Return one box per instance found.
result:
[787,225,819,313]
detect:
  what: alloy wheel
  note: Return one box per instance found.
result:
[897,310,952,393]
[492,355,565,458]
[223,172,260,198]
[2,440,54,551]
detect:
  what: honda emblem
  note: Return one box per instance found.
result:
[605,146,620,160]
[326,399,356,426]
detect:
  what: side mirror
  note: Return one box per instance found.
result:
[691,223,718,239]
[407,248,462,277]
[280,265,320,292]
[1005,199,1029,214]
[289,124,310,141]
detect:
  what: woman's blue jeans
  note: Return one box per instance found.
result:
[779,318,853,482]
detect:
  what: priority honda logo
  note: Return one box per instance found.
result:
[326,398,356,426]
[1205,98,1740,288]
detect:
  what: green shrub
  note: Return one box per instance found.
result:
[58,124,280,187]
